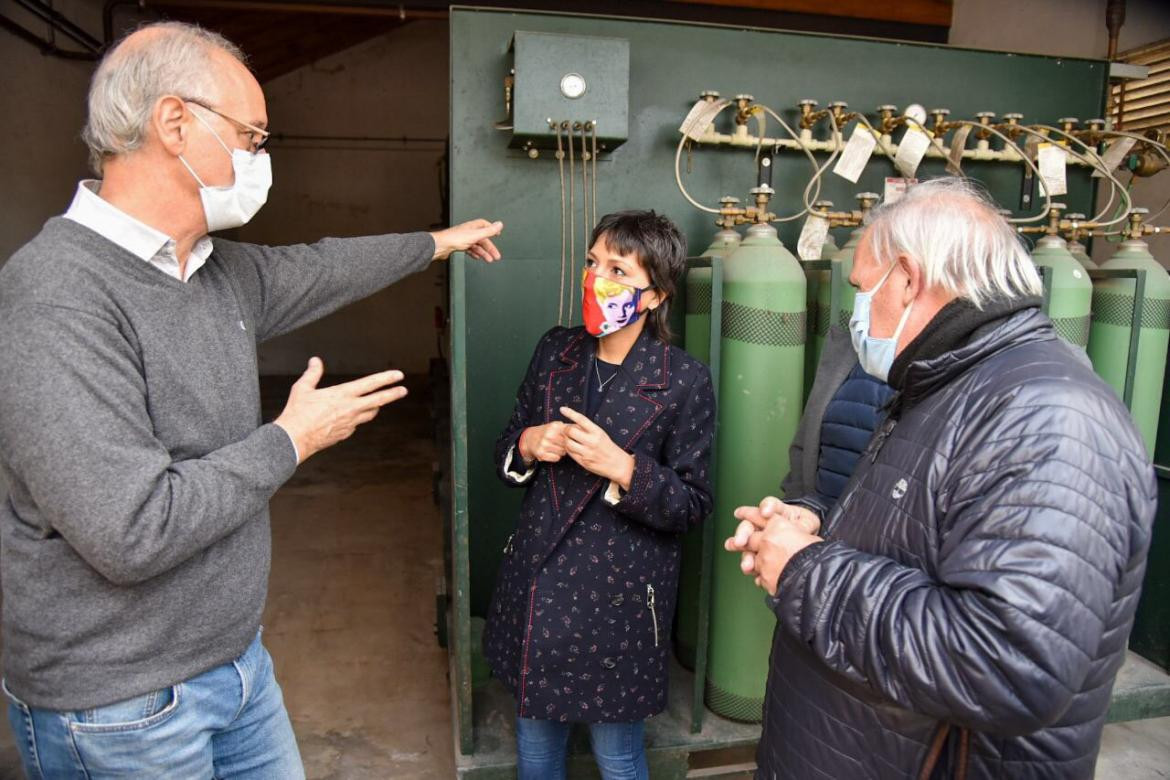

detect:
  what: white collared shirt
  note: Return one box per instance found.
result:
[64,180,213,282]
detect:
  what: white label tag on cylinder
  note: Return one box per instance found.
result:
[679,98,731,141]
[894,127,931,178]
[1094,137,1137,177]
[833,126,877,183]
[1037,143,1068,196]
[798,215,831,261]
[884,177,917,204]
[946,125,972,175]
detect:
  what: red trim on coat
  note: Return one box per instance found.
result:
[517,580,539,717]
[544,330,588,513]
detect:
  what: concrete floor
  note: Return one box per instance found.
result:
[259,377,456,779]
[1097,717,1170,778]
[0,376,1166,778]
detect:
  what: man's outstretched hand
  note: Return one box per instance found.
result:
[274,357,408,463]
[430,219,503,262]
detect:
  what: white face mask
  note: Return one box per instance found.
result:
[849,260,914,382]
[179,109,272,233]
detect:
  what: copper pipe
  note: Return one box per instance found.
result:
[1106,0,1125,61]
[12,0,102,51]
[0,12,100,59]
[104,0,447,46]
[1106,0,1127,128]
[142,0,447,19]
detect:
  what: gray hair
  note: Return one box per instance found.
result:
[82,22,246,174]
[862,177,1043,308]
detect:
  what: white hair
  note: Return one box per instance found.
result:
[862,177,1043,309]
[82,22,246,175]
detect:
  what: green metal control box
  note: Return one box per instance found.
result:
[509,30,629,152]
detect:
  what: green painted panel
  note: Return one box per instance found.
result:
[510,31,630,149]
[450,8,1106,622]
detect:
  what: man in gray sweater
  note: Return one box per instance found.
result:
[0,22,501,778]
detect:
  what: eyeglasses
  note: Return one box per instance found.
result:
[183,98,270,153]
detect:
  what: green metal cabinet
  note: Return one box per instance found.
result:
[446,6,1109,773]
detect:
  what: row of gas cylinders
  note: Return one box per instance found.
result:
[674,208,1170,723]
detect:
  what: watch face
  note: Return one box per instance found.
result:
[560,72,587,99]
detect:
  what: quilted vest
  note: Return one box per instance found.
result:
[813,363,894,504]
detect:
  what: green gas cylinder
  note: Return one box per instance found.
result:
[802,200,837,404]
[821,232,839,259]
[1068,239,1096,270]
[684,198,742,366]
[675,210,742,672]
[1065,213,1097,270]
[818,226,859,345]
[1032,233,1092,347]
[706,212,806,723]
[810,193,878,374]
[1087,209,1170,455]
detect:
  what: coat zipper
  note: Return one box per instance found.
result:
[647,584,659,647]
[869,417,897,463]
[518,580,537,716]
[502,533,515,555]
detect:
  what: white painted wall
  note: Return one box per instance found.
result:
[950,0,1170,265]
[0,0,102,264]
[950,0,1170,59]
[234,20,450,376]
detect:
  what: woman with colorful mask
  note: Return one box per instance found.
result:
[483,210,716,779]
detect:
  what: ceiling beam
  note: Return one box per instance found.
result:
[107,0,952,83]
[668,0,953,28]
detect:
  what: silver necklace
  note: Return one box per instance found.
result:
[594,360,619,393]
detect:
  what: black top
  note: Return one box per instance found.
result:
[584,356,621,419]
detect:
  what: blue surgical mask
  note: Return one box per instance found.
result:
[849,261,914,382]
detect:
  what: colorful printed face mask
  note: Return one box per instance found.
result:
[581,269,651,337]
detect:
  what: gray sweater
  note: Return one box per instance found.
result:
[0,217,434,709]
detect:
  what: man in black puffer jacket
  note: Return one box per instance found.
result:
[725,177,1156,779]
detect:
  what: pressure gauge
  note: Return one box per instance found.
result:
[560,72,587,99]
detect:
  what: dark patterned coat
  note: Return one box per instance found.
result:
[483,325,715,723]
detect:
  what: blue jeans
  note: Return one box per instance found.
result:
[515,715,649,780]
[4,631,303,780]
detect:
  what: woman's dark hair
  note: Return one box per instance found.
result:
[589,210,687,342]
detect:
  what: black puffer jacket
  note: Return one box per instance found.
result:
[758,306,1156,779]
